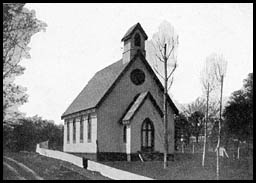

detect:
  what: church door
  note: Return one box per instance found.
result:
[141,118,154,152]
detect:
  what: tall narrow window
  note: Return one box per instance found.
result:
[73,118,76,143]
[134,33,141,47]
[123,126,127,143]
[87,114,91,142]
[67,120,70,143]
[80,116,84,142]
[141,118,154,152]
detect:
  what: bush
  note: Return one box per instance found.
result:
[3,115,63,152]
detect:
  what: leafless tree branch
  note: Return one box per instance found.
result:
[167,77,174,90]
[167,62,177,80]
[155,54,165,63]
[166,44,174,61]
[153,65,165,80]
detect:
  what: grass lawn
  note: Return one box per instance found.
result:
[102,152,253,180]
[3,151,110,180]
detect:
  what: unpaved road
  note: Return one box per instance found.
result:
[3,156,44,180]
[3,152,110,180]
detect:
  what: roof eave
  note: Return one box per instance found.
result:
[61,107,96,120]
[121,92,163,125]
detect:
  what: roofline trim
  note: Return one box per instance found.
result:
[96,50,179,115]
[121,91,163,125]
[61,107,96,120]
[62,50,179,118]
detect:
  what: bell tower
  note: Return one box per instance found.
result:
[121,23,148,64]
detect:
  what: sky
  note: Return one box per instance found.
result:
[15,3,253,125]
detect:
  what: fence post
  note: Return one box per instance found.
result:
[192,143,195,154]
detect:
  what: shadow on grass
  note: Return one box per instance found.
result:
[102,152,253,180]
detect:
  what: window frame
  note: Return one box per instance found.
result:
[80,116,84,143]
[73,118,76,143]
[123,125,127,143]
[134,33,141,47]
[67,120,70,143]
[130,69,145,85]
[141,118,154,152]
[87,114,92,143]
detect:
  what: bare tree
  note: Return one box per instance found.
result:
[211,53,228,180]
[200,55,218,167]
[184,97,207,117]
[146,20,179,168]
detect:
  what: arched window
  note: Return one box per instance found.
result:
[134,33,141,47]
[141,118,154,152]
[123,125,127,143]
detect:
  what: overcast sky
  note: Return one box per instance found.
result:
[15,3,253,124]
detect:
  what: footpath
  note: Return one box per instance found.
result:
[36,144,154,180]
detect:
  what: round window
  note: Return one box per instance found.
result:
[130,69,145,85]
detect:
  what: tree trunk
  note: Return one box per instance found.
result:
[163,44,168,169]
[192,142,195,154]
[216,75,224,180]
[237,140,240,159]
[202,83,209,167]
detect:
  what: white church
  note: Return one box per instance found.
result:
[61,23,179,161]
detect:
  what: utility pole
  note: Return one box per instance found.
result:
[163,43,168,169]
[216,75,224,180]
[202,82,209,167]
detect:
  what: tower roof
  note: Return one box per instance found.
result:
[121,22,148,42]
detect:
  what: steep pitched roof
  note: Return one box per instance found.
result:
[61,59,129,118]
[121,23,148,42]
[122,91,163,124]
[61,50,179,119]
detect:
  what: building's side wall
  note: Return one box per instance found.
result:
[63,112,97,153]
[168,105,175,154]
[97,57,175,154]
[130,98,164,153]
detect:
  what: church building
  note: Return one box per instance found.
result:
[61,23,179,161]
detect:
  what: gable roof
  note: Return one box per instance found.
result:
[121,91,163,124]
[121,23,148,42]
[61,50,179,119]
[61,59,129,118]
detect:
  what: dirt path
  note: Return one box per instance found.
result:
[3,156,44,180]
[3,161,26,180]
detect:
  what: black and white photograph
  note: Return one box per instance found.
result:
[3,3,253,180]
